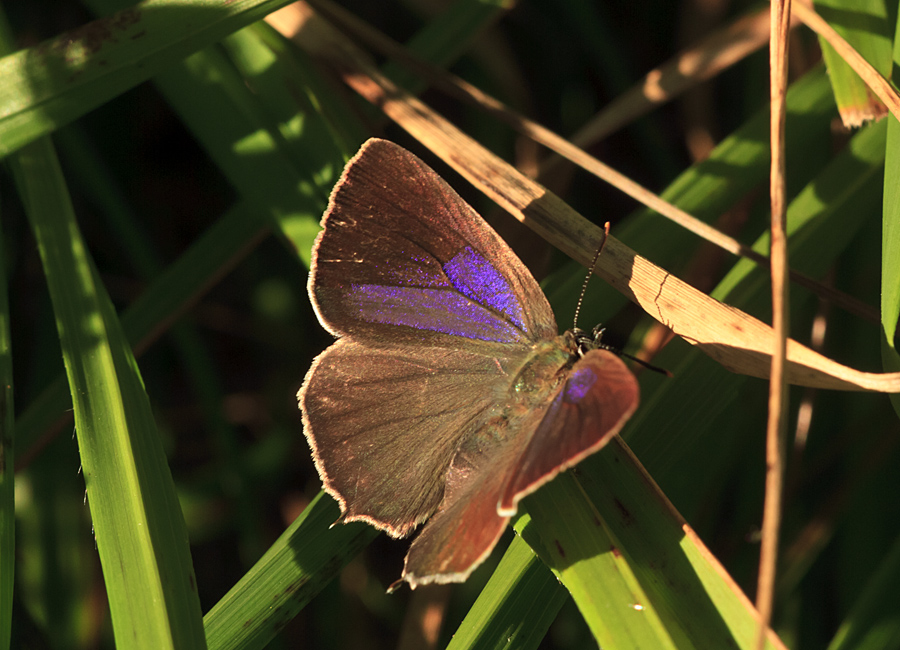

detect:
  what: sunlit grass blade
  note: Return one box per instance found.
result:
[447,529,567,650]
[149,26,348,262]
[578,438,786,649]
[77,0,350,264]
[714,118,887,306]
[520,473,679,648]
[203,492,377,650]
[11,138,206,648]
[0,0,297,159]
[0,14,14,648]
[520,434,789,649]
[16,203,268,463]
[55,121,269,563]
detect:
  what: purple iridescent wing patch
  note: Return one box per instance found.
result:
[345,245,528,343]
[347,282,524,343]
[443,246,527,331]
[299,139,640,589]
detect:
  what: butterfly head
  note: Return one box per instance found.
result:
[567,324,671,376]
[565,324,609,359]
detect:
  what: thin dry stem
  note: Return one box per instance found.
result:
[756,2,792,649]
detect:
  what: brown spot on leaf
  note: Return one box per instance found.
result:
[613,498,634,525]
[46,7,143,63]
[555,540,566,558]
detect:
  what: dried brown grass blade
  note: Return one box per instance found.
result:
[294,0,878,324]
[570,6,778,148]
[268,2,900,394]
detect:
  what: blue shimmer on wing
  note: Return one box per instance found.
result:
[443,247,526,331]
[347,284,526,343]
[563,366,597,403]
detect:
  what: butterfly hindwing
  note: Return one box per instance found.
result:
[402,402,549,585]
[499,349,640,515]
[303,340,525,537]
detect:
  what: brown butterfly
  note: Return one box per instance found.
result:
[299,139,639,588]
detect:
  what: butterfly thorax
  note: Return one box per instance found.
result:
[471,338,571,449]
[507,337,573,409]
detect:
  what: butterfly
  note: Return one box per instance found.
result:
[299,138,639,588]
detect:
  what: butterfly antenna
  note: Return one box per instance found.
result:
[573,222,611,331]
[574,224,673,378]
[614,350,673,377]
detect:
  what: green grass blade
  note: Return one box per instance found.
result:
[55,122,268,563]
[826,533,900,650]
[0,12,16,650]
[0,0,297,160]
[14,21,356,642]
[579,439,784,649]
[203,492,377,650]
[521,473,679,648]
[148,27,347,262]
[447,529,568,650]
[382,0,511,94]
[17,203,268,461]
[882,15,900,416]
[0,140,13,650]
[714,118,887,306]
[11,138,206,648]
[814,0,894,124]
[520,436,788,649]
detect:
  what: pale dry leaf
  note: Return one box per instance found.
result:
[269,2,900,395]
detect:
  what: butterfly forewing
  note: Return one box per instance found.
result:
[308,139,557,348]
